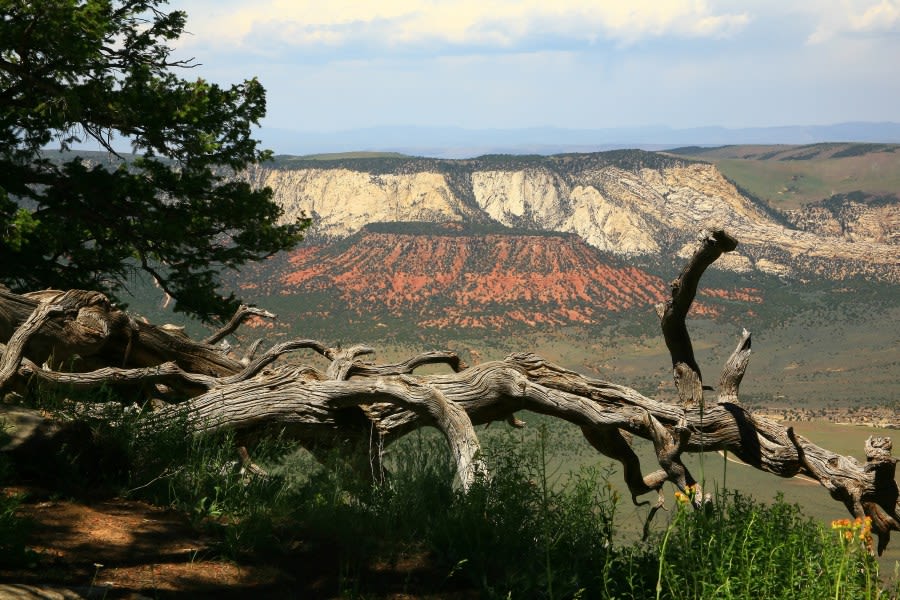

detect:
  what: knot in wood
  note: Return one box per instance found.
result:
[75,308,111,336]
[865,436,894,463]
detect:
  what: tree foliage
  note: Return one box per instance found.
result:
[0,0,309,319]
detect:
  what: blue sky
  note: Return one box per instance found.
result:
[168,0,900,134]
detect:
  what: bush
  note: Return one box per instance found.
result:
[12,397,898,599]
[652,490,896,600]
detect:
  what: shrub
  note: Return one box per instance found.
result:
[652,490,896,600]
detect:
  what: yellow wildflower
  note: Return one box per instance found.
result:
[674,484,700,505]
[831,515,874,550]
[831,518,851,530]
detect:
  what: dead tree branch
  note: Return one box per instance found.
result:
[0,230,896,552]
[203,305,276,345]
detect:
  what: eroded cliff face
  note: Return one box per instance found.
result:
[471,168,660,254]
[786,195,900,245]
[241,155,900,282]
[243,167,479,238]
[243,227,754,330]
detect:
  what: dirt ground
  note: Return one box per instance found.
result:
[0,488,466,599]
[0,489,294,599]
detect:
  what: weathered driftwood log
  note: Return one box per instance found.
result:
[0,231,897,553]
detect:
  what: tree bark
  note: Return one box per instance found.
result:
[0,232,897,553]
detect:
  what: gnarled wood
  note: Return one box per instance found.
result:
[0,230,897,553]
[0,300,63,390]
[718,329,751,405]
[203,305,276,345]
[0,287,244,378]
[657,229,738,408]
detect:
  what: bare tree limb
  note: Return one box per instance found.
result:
[657,229,738,408]
[326,345,376,381]
[718,329,751,405]
[203,305,277,345]
[1,229,897,553]
[16,358,217,390]
[346,350,468,377]
[0,301,63,391]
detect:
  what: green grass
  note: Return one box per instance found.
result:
[654,491,889,600]
[210,427,900,597]
[5,388,899,598]
[669,143,900,210]
[36,403,893,598]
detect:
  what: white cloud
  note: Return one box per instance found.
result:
[164,0,900,132]
[850,0,900,32]
[173,0,750,55]
[807,0,900,43]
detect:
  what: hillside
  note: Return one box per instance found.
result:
[667,142,900,208]
[783,192,900,244]
[241,149,899,283]
[221,147,899,410]
[234,223,762,337]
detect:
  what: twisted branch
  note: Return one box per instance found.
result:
[1,230,896,553]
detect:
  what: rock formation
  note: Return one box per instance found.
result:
[240,152,899,282]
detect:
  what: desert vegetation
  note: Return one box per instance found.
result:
[2,394,897,598]
[4,366,900,598]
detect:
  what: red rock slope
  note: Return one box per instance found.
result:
[239,225,760,331]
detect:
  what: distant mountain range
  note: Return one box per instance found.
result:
[258,122,900,158]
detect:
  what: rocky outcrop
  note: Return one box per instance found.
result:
[243,167,480,238]
[239,226,757,330]
[470,168,660,254]
[240,152,900,282]
[785,193,900,245]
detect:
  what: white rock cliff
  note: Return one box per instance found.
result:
[240,158,899,281]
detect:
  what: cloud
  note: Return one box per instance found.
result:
[849,0,900,32]
[807,0,900,43]
[174,0,750,57]
[163,0,900,133]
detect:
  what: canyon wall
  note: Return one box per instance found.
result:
[241,152,898,282]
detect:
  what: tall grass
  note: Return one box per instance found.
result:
[7,392,900,598]
[654,490,894,600]
[368,426,623,598]
[121,416,900,598]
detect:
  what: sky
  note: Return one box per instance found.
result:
[166,0,900,136]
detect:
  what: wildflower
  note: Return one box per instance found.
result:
[674,484,699,505]
[831,518,851,529]
[831,515,874,551]
[857,516,874,548]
